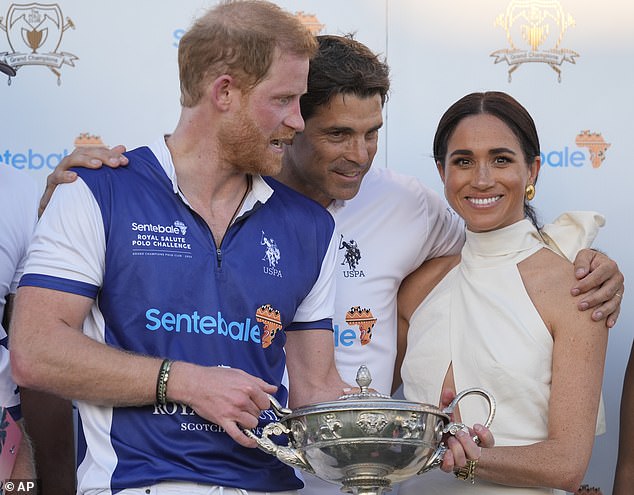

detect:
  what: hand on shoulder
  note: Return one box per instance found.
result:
[39,145,128,217]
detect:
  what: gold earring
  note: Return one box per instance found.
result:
[525,183,536,201]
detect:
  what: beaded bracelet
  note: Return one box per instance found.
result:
[156,359,173,406]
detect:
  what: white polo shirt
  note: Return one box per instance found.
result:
[329,166,464,395]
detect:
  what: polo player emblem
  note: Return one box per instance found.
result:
[339,234,361,270]
[261,231,280,268]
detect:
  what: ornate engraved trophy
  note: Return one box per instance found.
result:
[245,366,495,495]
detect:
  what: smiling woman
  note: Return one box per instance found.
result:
[437,113,539,233]
[433,91,542,231]
[397,92,608,494]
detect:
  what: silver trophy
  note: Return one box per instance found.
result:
[245,365,495,495]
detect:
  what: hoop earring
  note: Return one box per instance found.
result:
[525,184,536,201]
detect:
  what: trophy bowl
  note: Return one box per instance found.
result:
[245,366,495,495]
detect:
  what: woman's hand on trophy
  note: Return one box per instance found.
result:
[437,388,494,474]
[440,425,493,474]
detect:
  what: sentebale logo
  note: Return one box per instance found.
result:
[145,308,261,344]
[541,131,611,169]
[574,130,611,168]
[132,221,188,236]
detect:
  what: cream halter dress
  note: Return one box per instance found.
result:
[399,213,605,494]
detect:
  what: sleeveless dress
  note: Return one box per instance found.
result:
[399,213,604,494]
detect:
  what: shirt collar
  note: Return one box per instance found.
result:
[327,198,346,214]
[148,136,274,214]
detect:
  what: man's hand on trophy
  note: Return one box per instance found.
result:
[39,144,128,217]
[167,362,278,449]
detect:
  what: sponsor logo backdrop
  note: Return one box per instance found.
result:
[1,0,632,490]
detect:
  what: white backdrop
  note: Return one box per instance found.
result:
[1,0,632,491]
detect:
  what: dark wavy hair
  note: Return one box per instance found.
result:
[433,91,541,228]
[300,34,390,121]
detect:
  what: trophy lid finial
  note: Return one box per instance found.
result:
[356,365,372,393]
[338,365,390,400]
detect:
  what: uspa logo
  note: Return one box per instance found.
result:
[260,230,282,278]
[0,3,78,85]
[490,0,578,82]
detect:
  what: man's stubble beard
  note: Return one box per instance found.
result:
[217,109,287,177]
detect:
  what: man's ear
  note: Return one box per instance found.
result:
[209,75,237,111]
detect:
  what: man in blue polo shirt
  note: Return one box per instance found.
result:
[10,2,352,494]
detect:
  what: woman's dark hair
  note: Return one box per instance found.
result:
[433,91,541,228]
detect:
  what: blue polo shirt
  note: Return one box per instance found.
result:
[20,141,337,493]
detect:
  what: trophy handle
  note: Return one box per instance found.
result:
[241,394,316,474]
[442,387,496,439]
[267,393,293,418]
[417,387,496,475]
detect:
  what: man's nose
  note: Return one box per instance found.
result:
[345,137,370,165]
[284,99,305,133]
